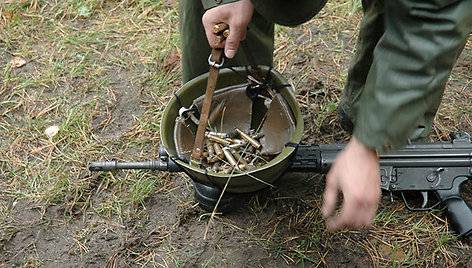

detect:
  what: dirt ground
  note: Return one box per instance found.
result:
[1,1,472,267]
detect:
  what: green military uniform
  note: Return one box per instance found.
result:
[340,0,472,151]
[179,0,472,151]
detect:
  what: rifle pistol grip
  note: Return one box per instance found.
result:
[436,176,472,237]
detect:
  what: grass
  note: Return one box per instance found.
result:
[1,0,179,209]
[1,0,472,267]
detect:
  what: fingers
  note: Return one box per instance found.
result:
[321,138,381,232]
[202,19,246,58]
[325,198,377,231]
[323,182,379,232]
[223,23,245,58]
[202,16,226,48]
[322,169,376,231]
[321,171,339,218]
[201,0,254,58]
[211,23,241,58]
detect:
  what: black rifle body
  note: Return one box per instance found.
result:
[89,133,472,236]
[291,133,472,237]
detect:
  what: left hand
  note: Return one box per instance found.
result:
[321,136,381,231]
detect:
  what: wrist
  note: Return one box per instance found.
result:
[350,136,378,159]
[201,0,241,10]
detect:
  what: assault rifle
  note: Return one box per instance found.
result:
[89,131,472,237]
[291,131,472,237]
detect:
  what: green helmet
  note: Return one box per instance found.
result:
[160,66,304,193]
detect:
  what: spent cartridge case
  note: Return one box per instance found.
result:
[212,162,221,172]
[207,155,219,163]
[236,128,262,149]
[213,23,229,34]
[222,147,238,168]
[206,134,231,146]
[228,142,244,150]
[231,150,248,169]
[206,131,229,139]
[206,140,215,156]
[214,35,225,44]
[213,143,224,158]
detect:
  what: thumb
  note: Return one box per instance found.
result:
[223,26,246,58]
[322,172,339,218]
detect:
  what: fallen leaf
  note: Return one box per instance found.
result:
[5,10,14,19]
[378,243,406,261]
[164,50,179,68]
[45,125,59,139]
[10,57,27,68]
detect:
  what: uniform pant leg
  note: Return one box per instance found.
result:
[354,0,472,150]
[179,0,274,83]
[338,0,386,127]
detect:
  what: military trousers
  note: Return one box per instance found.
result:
[339,0,472,150]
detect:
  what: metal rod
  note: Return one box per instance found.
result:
[89,159,182,172]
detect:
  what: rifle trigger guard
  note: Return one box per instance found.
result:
[401,192,428,211]
[208,54,224,68]
[400,192,442,211]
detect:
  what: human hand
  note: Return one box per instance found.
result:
[202,0,254,58]
[321,136,381,231]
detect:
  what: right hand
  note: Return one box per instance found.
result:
[322,136,381,231]
[202,0,254,58]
